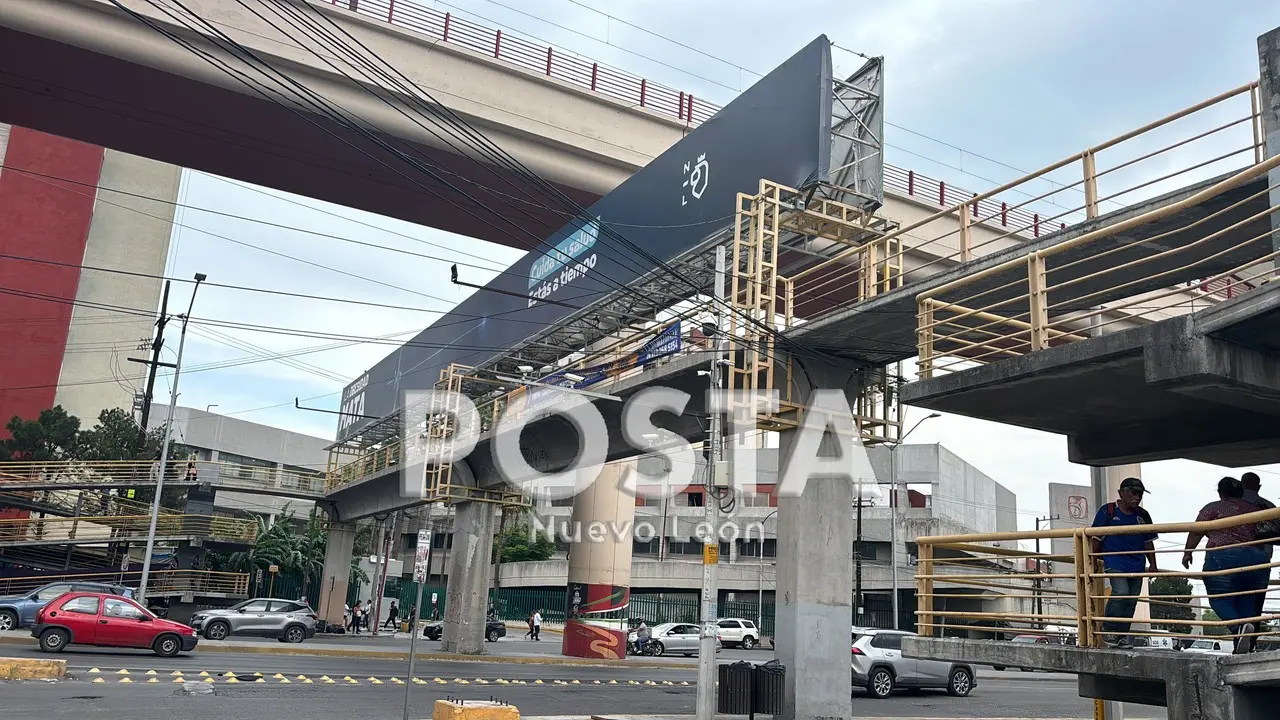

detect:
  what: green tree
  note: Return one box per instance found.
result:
[2,406,80,460]
[495,522,557,563]
[1201,609,1230,636]
[76,407,171,461]
[1149,576,1196,633]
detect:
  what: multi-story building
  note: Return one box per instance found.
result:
[395,443,1023,630]
[146,406,327,524]
[0,123,176,428]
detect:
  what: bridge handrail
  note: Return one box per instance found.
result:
[0,569,251,598]
[0,512,258,543]
[791,81,1264,321]
[913,152,1280,379]
[914,504,1280,648]
[326,0,714,124]
[0,459,325,496]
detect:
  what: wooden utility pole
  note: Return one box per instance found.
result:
[129,281,172,456]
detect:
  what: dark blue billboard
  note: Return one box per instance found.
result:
[337,35,833,441]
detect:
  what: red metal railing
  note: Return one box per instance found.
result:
[326,0,713,123]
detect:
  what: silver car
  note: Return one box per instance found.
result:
[643,622,723,657]
[189,598,316,643]
[851,627,976,699]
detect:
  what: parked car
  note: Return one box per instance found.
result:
[31,591,197,656]
[851,628,976,699]
[188,598,316,643]
[641,622,723,657]
[716,618,761,649]
[0,581,136,631]
[1184,637,1234,655]
[992,634,1049,671]
[421,619,506,642]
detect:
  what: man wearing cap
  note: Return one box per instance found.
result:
[1090,477,1159,649]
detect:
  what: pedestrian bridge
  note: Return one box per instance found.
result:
[907,507,1280,719]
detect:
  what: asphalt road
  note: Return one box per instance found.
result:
[0,675,1170,719]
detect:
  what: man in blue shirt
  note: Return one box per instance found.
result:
[1090,477,1159,649]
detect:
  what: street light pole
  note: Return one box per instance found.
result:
[890,412,941,630]
[138,273,206,601]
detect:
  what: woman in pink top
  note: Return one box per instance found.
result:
[1182,477,1271,653]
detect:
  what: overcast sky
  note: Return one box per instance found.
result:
[148,0,1280,559]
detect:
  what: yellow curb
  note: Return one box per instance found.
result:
[226,678,240,684]
[171,670,184,676]
[120,678,133,683]
[174,678,186,684]
[203,678,215,684]
[254,678,266,683]
[116,669,130,675]
[199,671,210,677]
[296,675,307,680]
[0,657,66,681]
[273,673,285,679]
[279,678,291,684]
[88,668,100,674]
[92,677,105,684]
[145,670,157,675]
[302,679,313,684]
[147,678,159,684]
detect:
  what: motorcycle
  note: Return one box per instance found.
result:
[627,630,661,656]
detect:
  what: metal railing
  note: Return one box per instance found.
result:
[0,487,179,519]
[914,505,1280,650]
[0,513,257,545]
[793,82,1265,324]
[0,569,251,598]
[0,460,325,497]
[325,0,713,124]
[914,153,1280,379]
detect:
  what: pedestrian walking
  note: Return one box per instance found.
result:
[1090,477,1159,649]
[1184,476,1272,653]
[532,608,542,641]
[524,612,534,639]
[348,601,364,634]
[384,601,399,630]
[1241,471,1277,625]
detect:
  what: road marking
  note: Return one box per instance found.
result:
[66,666,697,688]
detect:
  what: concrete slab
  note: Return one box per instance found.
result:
[902,284,1280,467]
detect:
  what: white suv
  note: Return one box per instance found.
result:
[851,627,976,699]
[716,618,761,649]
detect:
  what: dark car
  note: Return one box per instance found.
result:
[422,619,505,642]
[0,581,136,631]
[32,592,198,656]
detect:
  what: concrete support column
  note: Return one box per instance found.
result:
[441,499,499,654]
[318,518,357,628]
[775,357,864,720]
[561,461,635,659]
[1258,27,1280,274]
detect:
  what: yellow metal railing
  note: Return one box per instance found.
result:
[0,460,324,496]
[0,513,257,544]
[792,81,1264,327]
[915,505,1280,649]
[914,154,1280,379]
[0,487,179,518]
[0,569,250,598]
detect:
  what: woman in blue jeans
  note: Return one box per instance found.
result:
[1183,476,1272,654]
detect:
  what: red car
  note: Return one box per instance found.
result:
[31,592,198,656]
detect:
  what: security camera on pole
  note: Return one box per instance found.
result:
[138,272,206,601]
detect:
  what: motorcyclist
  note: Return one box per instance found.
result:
[635,621,651,654]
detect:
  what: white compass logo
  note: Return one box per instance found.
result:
[682,153,709,206]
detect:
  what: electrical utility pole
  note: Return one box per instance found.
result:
[1033,515,1059,629]
[139,273,205,600]
[695,245,726,720]
[855,493,864,624]
[128,280,171,454]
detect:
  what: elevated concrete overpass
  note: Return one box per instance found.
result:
[0,0,698,246]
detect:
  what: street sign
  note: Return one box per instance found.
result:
[268,564,279,574]
[703,544,719,565]
[413,530,431,583]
